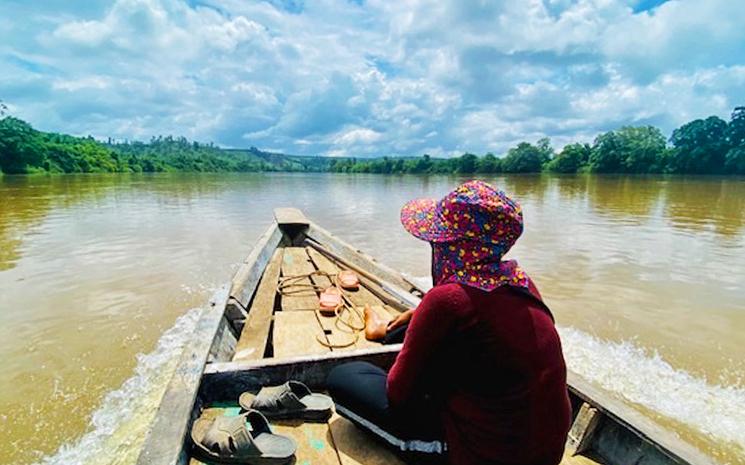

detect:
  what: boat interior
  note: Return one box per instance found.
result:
[136,208,716,465]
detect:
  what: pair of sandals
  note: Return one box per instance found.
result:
[318,270,359,316]
[191,381,334,464]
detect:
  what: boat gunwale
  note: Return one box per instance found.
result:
[135,221,282,465]
[136,207,720,465]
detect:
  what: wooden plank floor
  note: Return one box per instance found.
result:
[196,247,604,465]
[233,248,284,361]
[273,246,397,355]
[268,246,409,464]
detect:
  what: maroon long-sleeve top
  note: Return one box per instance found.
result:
[387,280,572,465]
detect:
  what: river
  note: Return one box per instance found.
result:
[0,173,744,465]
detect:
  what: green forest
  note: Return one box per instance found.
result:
[329,107,745,175]
[1,102,744,175]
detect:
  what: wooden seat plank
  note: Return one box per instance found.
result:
[273,311,330,359]
[307,248,380,350]
[272,420,343,465]
[233,248,284,361]
[307,247,397,351]
[281,247,320,312]
[328,414,406,465]
[315,311,364,351]
[307,248,400,316]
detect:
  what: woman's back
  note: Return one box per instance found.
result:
[387,281,572,465]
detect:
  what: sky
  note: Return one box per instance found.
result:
[1,0,744,157]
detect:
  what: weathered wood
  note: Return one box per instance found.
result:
[567,403,602,456]
[280,247,319,312]
[304,235,421,310]
[136,285,230,465]
[142,209,720,465]
[305,222,422,297]
[328,414,406,465]
[567,372,719,465]
[306,246,391,350]
[307,247,398,314]
[207,317,237,363]
[200,345,402,404]
[274,207,309,227]
[274,208,309,245]
[224,298,246,324]
[272,420,342,465]
[229,222,283,308]
[273,311,330,359]
[233,248,284,361]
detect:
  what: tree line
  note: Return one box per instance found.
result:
[0,116,316,174]
[329,107,745,175]
[1,104,745,175]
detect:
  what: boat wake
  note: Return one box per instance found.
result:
[559,326,745,461]
[37,275,745,465]
[35,306,203,465]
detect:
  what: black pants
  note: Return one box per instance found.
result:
[326,361,446,463]
[383,323,407,345]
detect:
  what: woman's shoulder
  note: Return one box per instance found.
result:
[423,282,473,307]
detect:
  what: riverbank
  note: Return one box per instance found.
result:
[3,107,745,176]
[1,173,744,464]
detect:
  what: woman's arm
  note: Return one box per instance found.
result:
[386,284,462,407]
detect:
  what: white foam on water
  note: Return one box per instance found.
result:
[38,272,745,465]
[559,326,745,458]
[35,306,203,465]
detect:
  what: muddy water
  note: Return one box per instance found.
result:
[0,173,744,465]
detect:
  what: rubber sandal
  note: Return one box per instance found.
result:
[239,381,334,422]
[319,287,342,316]
[190,410,296,464]
[337,270,359,290]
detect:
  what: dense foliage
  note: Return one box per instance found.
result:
[2,106,745,175]
[330,107,745,175]
[0,117,330,174]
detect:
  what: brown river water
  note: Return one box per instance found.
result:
[0,173,744,465]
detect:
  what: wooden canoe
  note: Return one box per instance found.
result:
[135,208,717,465]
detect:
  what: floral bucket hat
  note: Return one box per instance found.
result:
[400,180,529,291]
[400,180,523,248]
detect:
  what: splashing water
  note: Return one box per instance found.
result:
[34,273,745,465]
[35,307,203,465]
[559,326,745,462]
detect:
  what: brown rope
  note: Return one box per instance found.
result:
[277,271,365,349]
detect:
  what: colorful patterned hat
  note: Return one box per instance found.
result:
[400,180,523,247]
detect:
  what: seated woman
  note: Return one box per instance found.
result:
[327,180,572,465]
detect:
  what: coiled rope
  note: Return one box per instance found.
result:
[277,271,365,349]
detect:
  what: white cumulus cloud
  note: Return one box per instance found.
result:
[0,0,744,156]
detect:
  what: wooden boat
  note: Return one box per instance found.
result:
[136,208,717,465]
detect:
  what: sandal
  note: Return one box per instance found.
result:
[239,381,333,422]
[319,287,342,316]
[190,410,296,464]
[337,270,359,290]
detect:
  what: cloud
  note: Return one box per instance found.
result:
[0,0,744,156]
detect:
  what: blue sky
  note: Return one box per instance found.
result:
[1,0,744,156]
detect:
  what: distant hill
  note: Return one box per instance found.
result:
[224,147,335,172]
[0,117,339,174]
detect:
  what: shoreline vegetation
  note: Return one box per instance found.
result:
[1,106,744,176]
